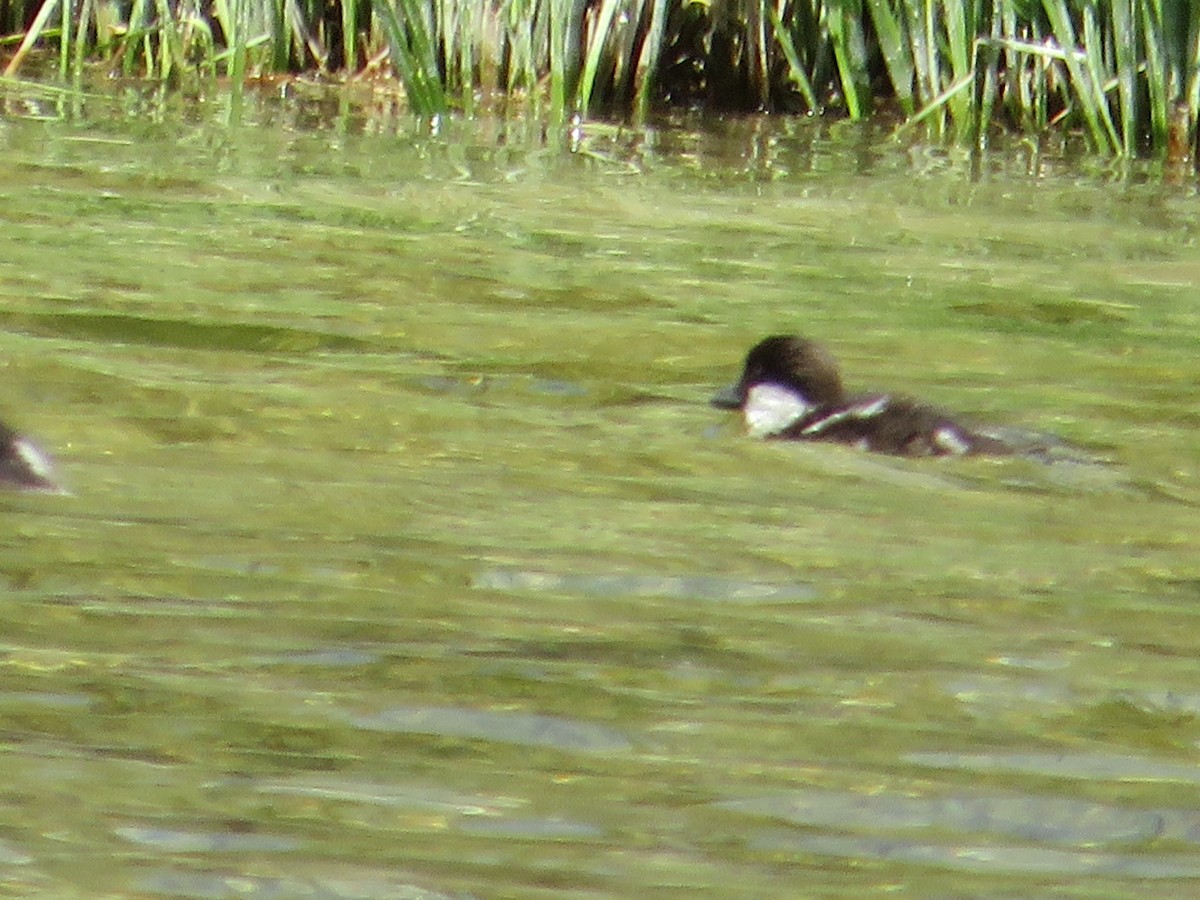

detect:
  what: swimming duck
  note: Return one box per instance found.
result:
[0,420,61,491]
[711,335,1020,457]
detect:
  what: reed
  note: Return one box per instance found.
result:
[2,0,1197,158]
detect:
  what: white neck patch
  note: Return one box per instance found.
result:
[743,383,812,438]
[933,425,972,455]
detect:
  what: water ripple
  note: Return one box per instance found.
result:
[342,704,632,754]
[473,568,816,603]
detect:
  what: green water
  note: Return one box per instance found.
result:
[2,87,1200,897]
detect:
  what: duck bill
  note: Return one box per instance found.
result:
[710,383,744,409]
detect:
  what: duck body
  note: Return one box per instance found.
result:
[712,336,1018,458]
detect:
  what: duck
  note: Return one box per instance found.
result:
[0,420,62,491]
[711,335,1025,457]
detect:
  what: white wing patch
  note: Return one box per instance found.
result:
[800,394,890,435]
[10,439,62,494]
[14,438,56,481]
[743,383,813,437]
[933,426,972,455]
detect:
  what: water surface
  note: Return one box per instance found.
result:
[2,86,1200,897]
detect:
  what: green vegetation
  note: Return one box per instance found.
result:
[2,0,1198,157]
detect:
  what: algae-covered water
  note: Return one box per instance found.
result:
[2,86,1200,897]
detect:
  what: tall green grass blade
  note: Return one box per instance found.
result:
[57,0,70,79]
[151,0,188,81]
[744,0,768,109]
[1186,3,1200,159]
[903,70,975,130]
[548,0,568,116]
[994,2,1029,132]
[275,0,291,70]
[456,0,476,112]
[71,0,92,81]
[768,3,819,111]
[1081,4,1120,151]
[973,1,1003,148]
[610,0,648,109]
[375,0,446,115]
[940,0,974,140]
[117,0,150,76]
[632,0,669,119]
[1186,1,1200,110]
[504,0,537,94]
[341,0,358,74]
[1032,22,1049,134]
[577,0,621,114]
[212,0,248,84]
[435,0,457,93]
[827,0,871,118]
[2,0,60,76]
[1041,0,1118,153]
[530,0,551,110]
[1110,0,1136,155]
[901,0,936,109]
[864,0,913,115]
[1140,0,1171,153]
[287,0,327,70]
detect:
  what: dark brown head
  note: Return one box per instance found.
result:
[711,335,845,410]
